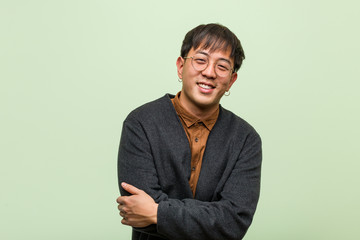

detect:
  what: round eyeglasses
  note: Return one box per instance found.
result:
[183,54,233,77]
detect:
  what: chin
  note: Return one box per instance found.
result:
[195,97,218,109]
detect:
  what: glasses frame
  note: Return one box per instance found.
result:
[183,55,234,77]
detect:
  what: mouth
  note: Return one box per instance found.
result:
[197,82,215,90]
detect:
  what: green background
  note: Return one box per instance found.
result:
[1,0,359,239]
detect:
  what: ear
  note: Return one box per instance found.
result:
[176,57,184,79]
[226,72,238,91]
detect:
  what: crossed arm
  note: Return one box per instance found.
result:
[117,182,158,228]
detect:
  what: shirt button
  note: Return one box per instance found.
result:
[192,167,196,171]
[195,138,199,142]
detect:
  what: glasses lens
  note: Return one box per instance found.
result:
[191,55,208,71]
[215,60,232,77]
[192,55,209,71]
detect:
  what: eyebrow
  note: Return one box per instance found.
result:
[195,50,232,65]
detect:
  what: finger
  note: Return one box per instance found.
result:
[119,211,126,217]
[118,204,123,211]
[121,218,129,225]
[116,196,127,204]
[121,182,142,195]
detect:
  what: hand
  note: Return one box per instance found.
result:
[117,182,158,228]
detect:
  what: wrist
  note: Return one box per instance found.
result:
[152,203,158,224]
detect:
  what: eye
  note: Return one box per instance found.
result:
[194,57,207,65]
[217,64,230,72]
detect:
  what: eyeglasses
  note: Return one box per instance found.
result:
[183,54,233,77]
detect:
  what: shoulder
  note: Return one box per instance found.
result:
[125,94,176,123]
[217,106,261,140]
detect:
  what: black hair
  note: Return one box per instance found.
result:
[180,23,245,72]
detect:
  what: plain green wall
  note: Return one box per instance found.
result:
[1,0,359,239]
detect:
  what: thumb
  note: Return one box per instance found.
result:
[121,182,142,195]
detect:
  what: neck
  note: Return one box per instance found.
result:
[178,94,219,119]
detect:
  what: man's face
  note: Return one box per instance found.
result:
[176,45,238,113]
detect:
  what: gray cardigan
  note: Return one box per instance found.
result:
[118,94,262,240]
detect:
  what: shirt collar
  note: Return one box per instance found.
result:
[171,91,219,130]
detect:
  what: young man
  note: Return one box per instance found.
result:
[117,23,262,240]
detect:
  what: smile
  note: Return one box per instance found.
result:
[198,83,215,89]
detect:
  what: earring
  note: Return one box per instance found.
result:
[178,78,182,83]
[224,90,230,96]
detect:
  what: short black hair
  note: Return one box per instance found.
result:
[180,23,245,72]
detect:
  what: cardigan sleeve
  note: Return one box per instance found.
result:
[118,115,262,240]
[118,116,170,238]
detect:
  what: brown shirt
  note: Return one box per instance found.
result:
[171,92,219,196]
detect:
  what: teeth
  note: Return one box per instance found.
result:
[199,83,213,89]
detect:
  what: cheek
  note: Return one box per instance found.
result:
[182,78,194,90]
[182,70,197,85]
[182,67,192,78]
[219,79,231,88]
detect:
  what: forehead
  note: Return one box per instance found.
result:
[189,44,233,62]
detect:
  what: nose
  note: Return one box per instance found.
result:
[201,62,217,79]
